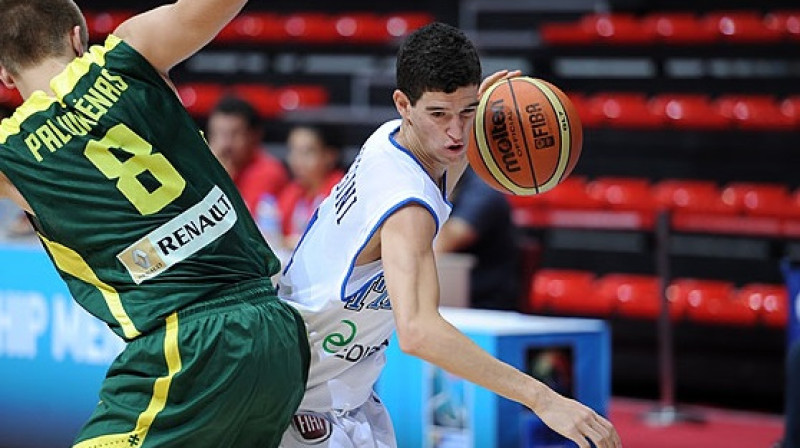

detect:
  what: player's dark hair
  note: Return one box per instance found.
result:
[0,0,88,75]
[211,95,262,130]
[396,22,482,106]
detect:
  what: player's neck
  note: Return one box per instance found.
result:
[14,56,74,99]
[395,124,446,184]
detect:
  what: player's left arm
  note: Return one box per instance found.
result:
[382,203,621,448]
[113,0,249,75]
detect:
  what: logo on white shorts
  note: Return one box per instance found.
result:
[290,412,333,444]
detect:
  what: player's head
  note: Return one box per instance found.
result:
[0,0,88,77]
[207,95,264,177]
[286,125,343,190]
[396,22,481,106]
[393,23,481,168]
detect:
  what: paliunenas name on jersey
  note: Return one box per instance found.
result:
[278,119,452,412]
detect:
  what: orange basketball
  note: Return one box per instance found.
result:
[467,77,583,195]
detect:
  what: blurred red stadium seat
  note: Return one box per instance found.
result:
[641,12,717,44]
[702,11,783,43]
[177,83,225,117]
[284,13,339,43]
[567,93,602,128]
[229,84,280,117]
[597,274,665,319]
[539,20,594,46]
[649,94,731,130]
[764,10,800,40]
[530,269,601,315]
[216,13,286,43]
[586,177,655,212]
[336,13,389,43]
[715,95,796,131]
[588,93,665,129]
[84,10,134,39]
[276,85,329,111]
[720,182,793,217]
[384,12,434,39]
[780,96,800,126]
[539,177,601,209]
[652,179,732,214]
[0,84,22,109]
[580,14,655,44]
[670,279,753,326]
[735,283,789,327]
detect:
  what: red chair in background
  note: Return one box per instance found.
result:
[335,13,389,43]
[539,177,601,210]
[530,269,602,315]
[217,13,286,43]
[539,20,594,46]
[735,283,789,328]
[649,94,731,130]
[764,10,800,40]
[671,279,754,326]
[586,177,655,212]
[276,84,329,112]
[641,12,717,44]
[702,11,783,43]
[384,12,434,39]
[652,179,732,214]
[84,10,134,39]
[580,14,656,45]
[588,93,665,129]
[0,84,22,109]
[567,93,603,128]
[715,95,796,131]
[597,274,665,319]
[720,182,793,218]
[284,13,339,43]
[229,84,280,117]
[177,83,225,117]
[780,96,800,127]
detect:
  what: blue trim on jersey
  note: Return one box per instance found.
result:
[281,208,319,276]
[389,126,452,207]
[339,197,441,302]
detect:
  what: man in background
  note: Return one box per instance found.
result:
[208,95,289,214]
[435,166,522,310]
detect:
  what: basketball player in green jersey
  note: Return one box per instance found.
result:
[0,1,309,447]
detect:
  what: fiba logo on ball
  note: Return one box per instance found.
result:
[467,76,583,196]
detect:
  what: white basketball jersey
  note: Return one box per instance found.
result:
[278,119,452,412]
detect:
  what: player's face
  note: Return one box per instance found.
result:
[404,86,479,165]
[207,113,260,174]
[287,128,336,189]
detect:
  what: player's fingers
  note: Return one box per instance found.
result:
[578,421,606,448]
[478,70,511,96]
[565,430,591,448]
[593,414,622,448]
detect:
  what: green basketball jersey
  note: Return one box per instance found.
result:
[0,35,280,340]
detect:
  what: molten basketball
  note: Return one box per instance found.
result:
[467,77,583,195]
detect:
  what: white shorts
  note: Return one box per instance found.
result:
[280,393,397,448]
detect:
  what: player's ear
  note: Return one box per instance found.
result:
[0,66,15,90]
[393,89,411,120]
[69,26,86,57]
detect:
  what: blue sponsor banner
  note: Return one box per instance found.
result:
[0,244,123,448]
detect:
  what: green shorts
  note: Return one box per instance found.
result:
[73,278,310,448]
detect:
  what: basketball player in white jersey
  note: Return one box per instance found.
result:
[278,22,621,448]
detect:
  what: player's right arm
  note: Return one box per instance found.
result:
[381,203,621,448]
[112,0,249,75]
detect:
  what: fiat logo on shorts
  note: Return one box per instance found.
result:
[290,412,333,444]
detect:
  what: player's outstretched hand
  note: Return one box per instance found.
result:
[534,388,622,448]
[478,70,522,97]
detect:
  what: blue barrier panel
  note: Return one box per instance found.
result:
[0,244,123,448]
[782,259,800,346]
[376,308,610,448]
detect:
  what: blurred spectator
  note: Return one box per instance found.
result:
[434,167,521,310]
[276,125,345,249]
[207,95,289,214]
